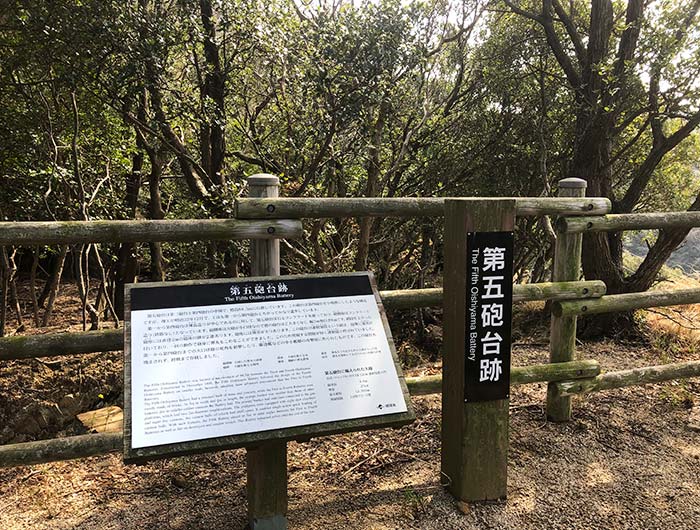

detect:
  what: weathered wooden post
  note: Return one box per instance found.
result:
[246,174,288,530]
[441,199,515,502]
[546,177,586,422]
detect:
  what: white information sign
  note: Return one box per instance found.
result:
[125,274,410,455]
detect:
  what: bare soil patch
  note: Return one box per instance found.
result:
[0,283,122,445]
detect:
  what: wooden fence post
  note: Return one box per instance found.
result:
[441,199,515,502]
[246,174,288,530]
[546,177,586,422]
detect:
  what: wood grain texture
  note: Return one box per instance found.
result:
[441,198,515,502]
[0,432,121,467]
[248,445,288,530]
[555,360,700,396]
[235,197,611,219]
[0,329,122,360]
[406,360,600,395]
[558,211,700,233]
[547,179,586,422]
[379,280,606,310]
[122,284,135,462]
[245,175,287,529]
[553,288,700,317]
[0,219,301,245]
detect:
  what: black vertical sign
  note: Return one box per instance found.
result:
[464,231,514,402]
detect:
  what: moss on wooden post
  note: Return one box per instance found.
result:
[246,174,288,530]
[558,211,700,233]
[547,178,586,422]
[0,329,122,360]
[379,280,605,310]
[406,360,601,396]
[555,360,700,396]
[235,197,611,219]
[553,288,700,317]
[0,432,121,467]
[0,219,301,245]
[441,198,515,502]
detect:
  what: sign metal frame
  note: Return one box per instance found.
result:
[123,272,414,463]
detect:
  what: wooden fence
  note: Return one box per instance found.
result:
[2,175,700,523]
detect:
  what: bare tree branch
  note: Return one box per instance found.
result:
[504,0,582,89]
[552,0,585,63]
[619,110,700,213]
[612,0,643,88]
[627,192,700,291]
[502,0,543,22]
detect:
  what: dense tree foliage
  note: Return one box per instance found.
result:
[0,0,699,333]
[503,0,700,330]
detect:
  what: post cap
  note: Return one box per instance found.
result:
[558,177,587,189]
[247,174,279,186]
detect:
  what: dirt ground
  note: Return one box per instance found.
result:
[1,287,700,529]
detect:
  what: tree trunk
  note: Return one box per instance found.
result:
[0,247,10,336]
[29,247,40,326]
[115,242,139,318]
[141,28,211,201]
[571,0,624,296]
[508,0,700,336]
[114,145,143,319]
[626,194,700,292]
[41,245,68,327]
[574,110,633,334]
[148,155,166,282]
[354,101,388,271]
[75,245,100,331]
[198,0,226,187]
[37,256,54,308]
[9,273,23,332]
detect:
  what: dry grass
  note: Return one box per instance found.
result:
[643,271,700,353]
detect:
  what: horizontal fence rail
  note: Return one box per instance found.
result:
[0,281,605,360]
[0,360,599,468]
[406,359,600,396]
[555,360,700,396]
[0,219,302,246]
[557,211,700,233]
[0,432,122,468]
[553,288,700,317]
[380,280,605,310]
[235,197,612,219]
[0,329,122,361]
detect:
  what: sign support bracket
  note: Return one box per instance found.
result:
[246,174,288,530]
